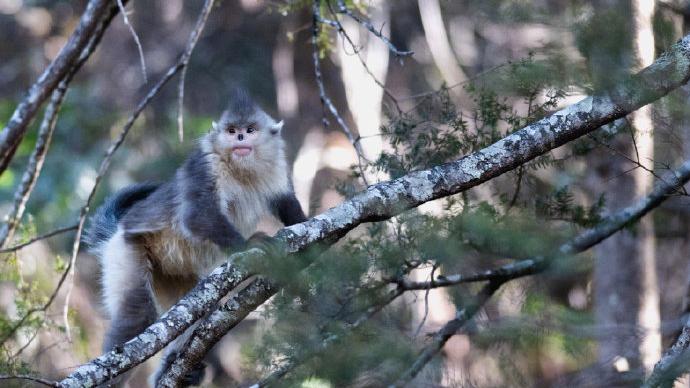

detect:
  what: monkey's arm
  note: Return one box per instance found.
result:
[183,205,245,248]
[182,151,246,249]
[271,192,307,226]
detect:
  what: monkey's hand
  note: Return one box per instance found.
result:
[246,232,287,258]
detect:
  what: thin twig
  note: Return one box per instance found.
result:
[0,374,58,387]
[413,265,435,338]
[0,224,78,253]
[390,281,501,387]
[116,0,147,83]
[176,0,215,142]
[312,0,370,185]
[334,0,413,58]
[321,2,402,114]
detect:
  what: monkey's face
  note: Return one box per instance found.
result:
[210,117,285,166]
[217,123,260,159]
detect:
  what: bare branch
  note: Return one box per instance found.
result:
[642,325,690,387]
[0,0,115,175]
[57,33,690,387]
[334,0,413,58]
[0,224,78,254]
[391,280,501,387]
[321,3,402,114]
[176,0,216,142]
[0,85,66,248]
[312,0,370,185]
[116,0,147,83]
[0,374,58,387]
[157,277,276,387]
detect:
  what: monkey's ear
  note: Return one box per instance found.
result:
[270,120,284,135]
[211,121,219,132]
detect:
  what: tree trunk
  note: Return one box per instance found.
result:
[592,0,660,376]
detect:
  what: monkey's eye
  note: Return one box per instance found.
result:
[227,127,236,134]
[247,126,255,134]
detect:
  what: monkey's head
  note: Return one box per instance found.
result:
[207,89,285,168]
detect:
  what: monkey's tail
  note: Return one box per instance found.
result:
[84,183,159,253]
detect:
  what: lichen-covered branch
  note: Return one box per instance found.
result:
[256,155,690,387]
[392,158,690,386]
[644,319,690,386]
[0,0,115,175]
[58,33,690,387]
[157,277,276,387]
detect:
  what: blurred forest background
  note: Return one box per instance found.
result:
[3,0,690,387]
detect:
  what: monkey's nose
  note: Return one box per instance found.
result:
[238,134,244,141]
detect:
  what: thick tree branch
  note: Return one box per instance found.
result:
[59,33,690,387]
[0,0,115,175]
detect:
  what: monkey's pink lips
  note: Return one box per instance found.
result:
[232,146,253,156]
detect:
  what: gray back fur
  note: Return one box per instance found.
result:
[84,183,159,253]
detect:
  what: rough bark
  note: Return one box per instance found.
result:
[58,33,690,387]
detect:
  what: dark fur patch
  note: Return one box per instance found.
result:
[84,183,159,252]
[182,150,245,248]
[122,181,177,235]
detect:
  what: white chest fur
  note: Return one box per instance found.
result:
[209,152,290,238]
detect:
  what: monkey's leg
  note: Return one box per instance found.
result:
[99,230,157,387]
[149,321,207,387]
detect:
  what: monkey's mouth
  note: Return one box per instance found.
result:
[232,146,253,156]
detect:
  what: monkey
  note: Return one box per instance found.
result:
[85,88,307,387]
